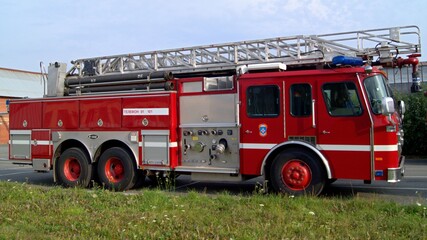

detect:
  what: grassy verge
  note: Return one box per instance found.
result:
[0,181,426,239]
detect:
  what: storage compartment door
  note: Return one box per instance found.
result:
[142,130,169,166]
[31,129,51,159]
[10,130,31,160]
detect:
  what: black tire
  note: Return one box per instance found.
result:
[269,149,326,196]
[133,169,147,189]
[56,148,92,188]
[97,147,136,191]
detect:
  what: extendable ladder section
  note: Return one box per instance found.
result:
[67,25,421,78]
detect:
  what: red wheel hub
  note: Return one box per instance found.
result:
[64,158,81,181]
[104,158,124,183]
[281,159,312,190]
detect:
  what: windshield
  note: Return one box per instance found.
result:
[364,74,392,114]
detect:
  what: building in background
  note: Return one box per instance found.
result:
[0,68,44,144]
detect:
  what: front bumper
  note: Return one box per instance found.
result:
[387,155,405,183]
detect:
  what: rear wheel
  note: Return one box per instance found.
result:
[270,149,325,196]
[97,147,136,191]
[56,148,92,188]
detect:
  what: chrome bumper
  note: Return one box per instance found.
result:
[387,155,405,183]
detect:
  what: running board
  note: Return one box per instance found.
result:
[191,172,243,182]
[174,166,239,174]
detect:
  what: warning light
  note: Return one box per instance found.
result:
[332,56,364,66]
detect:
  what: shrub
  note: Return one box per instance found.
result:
[394,88,427,156]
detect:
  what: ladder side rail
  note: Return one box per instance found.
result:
[308,36,361,53]
[128,56,152,71]
[264,38,310,61]
[67,35,307,77]
[317,25,419,40]
[266,40,313,60]
[316,33,401,51]
[66,26,421,78]
[198,49,234,64]
[355,33,420,50]
[316,26,421,54]
[70,26,420,64]
[68,43,326,77]
[238,44,268,62]
[67,40,301,76]
[67,55,328,81]
[312,34,421,60]
[169,37,321,65]
[161,51,194,69]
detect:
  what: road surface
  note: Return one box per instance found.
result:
[0,158,426,205]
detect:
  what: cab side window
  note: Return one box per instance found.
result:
[322,82,362,116]
[290,84,312,117]
[247,85,280,117]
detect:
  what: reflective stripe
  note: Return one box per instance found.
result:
[33,140,51,146]
[317,144,370,151]
[240,143,398,152]
[139,142,178,148]
[239,143,276,149]
[374,145,398,151]
[10,140,30,145]
[317,144,398,152]
[145,142,167,148]
[10,140,52,145]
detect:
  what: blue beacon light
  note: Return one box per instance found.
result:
[332,56,364,66]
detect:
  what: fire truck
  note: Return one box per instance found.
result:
[7,26,421,195]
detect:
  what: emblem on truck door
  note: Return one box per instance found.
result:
[259,124,267,137]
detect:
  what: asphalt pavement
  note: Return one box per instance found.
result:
[0,144,7,160]
[0,144,426,205]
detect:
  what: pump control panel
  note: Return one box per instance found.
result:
[181,127,239,169]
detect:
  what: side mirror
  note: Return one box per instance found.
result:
[381,97,395,116]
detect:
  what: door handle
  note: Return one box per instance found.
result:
[322,130,330,134]
[245,130,252,134]
[312,99,316,128]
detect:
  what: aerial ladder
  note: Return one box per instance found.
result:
[46,25,422,96]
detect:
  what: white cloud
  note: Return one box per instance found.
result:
[284,0,305,11]
[307,0,333,20]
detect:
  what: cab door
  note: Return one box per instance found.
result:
[316,79,372,180]
[285,80,317,142]
[239,79,284,175]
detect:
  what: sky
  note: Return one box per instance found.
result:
[0,0,426,72]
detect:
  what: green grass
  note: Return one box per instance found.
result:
[0,181,426,239]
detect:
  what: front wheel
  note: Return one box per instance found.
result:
[269,149,325,196]
[97,147,136,191]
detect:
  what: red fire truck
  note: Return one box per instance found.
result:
[7,26,421,195]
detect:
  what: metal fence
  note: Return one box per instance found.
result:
[385,61,427,93]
